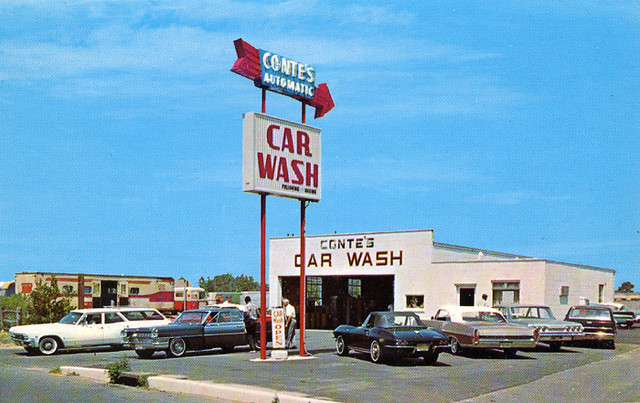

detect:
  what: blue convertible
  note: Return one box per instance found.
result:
[333,311,450,364]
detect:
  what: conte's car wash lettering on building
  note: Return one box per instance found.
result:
[243,112,321,201]
[260,50,316,99]
[293,235,403,268]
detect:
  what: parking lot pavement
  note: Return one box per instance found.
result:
[2,328,640,403]
[459,345,640,403]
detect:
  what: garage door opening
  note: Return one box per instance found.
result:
[279,275,394,329]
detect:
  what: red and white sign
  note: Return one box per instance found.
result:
[231,38,334,119]
[270,307,286,349]
[243,112,321,201]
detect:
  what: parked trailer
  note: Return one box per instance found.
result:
[14,272,206,314]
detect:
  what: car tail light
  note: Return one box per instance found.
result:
[534,329,540,343]
[473,329,479,345]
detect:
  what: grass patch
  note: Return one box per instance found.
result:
[49,367,62,374]
[0,331,11,345]
[136,373,153,388]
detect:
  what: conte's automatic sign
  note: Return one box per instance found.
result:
[260,49,315,99]
[243,112,321,201]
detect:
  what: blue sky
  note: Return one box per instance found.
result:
[1,1,638,289]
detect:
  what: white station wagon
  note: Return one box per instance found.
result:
[9,307,171,355]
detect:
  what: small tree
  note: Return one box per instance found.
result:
[26,276,74,324]
[198,274,260,292]
[616,281,635,293]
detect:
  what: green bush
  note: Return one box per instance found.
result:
[0,331,11,345]
[25,276,73,324]
[105,357,131,383]
[0,294,28,311]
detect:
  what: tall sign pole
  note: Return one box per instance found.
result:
[299,102,307,356]
[232,38,334,359]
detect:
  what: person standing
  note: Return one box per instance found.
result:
[244,296,258,351]
[479,294,491,307]
[283,299,296,349]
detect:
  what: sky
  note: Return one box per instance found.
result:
[0,1,638,290]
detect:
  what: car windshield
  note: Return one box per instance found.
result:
[173,311,209,325]
[510,307,555,320]
[568,308,611,320]
[374,313,423,328]
[59,311,83,325]
[461,311,506,323]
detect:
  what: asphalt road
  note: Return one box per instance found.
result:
[2,327,639,403]
[0,361,225,403]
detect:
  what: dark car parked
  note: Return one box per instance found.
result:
[122,307,263,358]
[333,311,450,364]
[564,305,616,349]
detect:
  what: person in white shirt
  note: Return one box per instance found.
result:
[283,299,296,349]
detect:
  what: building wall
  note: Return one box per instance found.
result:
[544,261,615,318]
[422,260,547,317]
[269,230,616,325]
[269,230,433,307]
[432,243,528,263]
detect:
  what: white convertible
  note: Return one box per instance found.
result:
[9,307,171,355]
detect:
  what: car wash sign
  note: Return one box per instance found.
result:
[243,112,321,201]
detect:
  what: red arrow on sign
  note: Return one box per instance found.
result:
[230,38,261,82]
[231,38,334,118]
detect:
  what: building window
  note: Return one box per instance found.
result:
[492,281,520,305]
[406,295,424,309]
[121,284,127,294]
[62,285,74,294]
[307,277,322,305]
[560,286,569,305]
[456,284,476,307]
[84,286,92,295]
[598,284,604,303]
[348,279,361,299]
[130,287,140,295]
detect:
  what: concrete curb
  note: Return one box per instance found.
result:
[148,376,337,403]
[59,365,338,402]
[60,366,110,383]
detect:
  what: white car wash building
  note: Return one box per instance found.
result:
[269,229,615,329]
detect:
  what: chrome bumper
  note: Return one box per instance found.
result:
[123,337,170,350]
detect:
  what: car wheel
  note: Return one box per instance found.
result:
[548,341,562,352]
[450,338,463,355]
[167,337,187,358]
[503,348,517,358]
[336,335,349,356]
[38,337,59,355]
[422,352,439,365]
[135,350,155,359]
[370,340,385,363]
